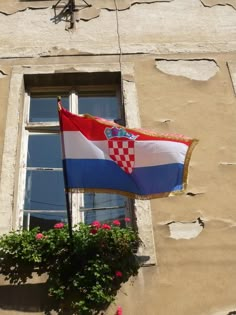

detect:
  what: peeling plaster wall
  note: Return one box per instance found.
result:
[155,59,219,81]
[0,1,50,15]
[1,0,236,58]
[201,0,236,9]
[1,0,236,314]
[167,218,204,239]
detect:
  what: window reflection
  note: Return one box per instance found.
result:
[27,134,62,168]
[23,213,67,231]
[82,193,127,224]
[24,170,66,211]
[78,92,127,224]
[29,96,69,122]
[78,95,120,121]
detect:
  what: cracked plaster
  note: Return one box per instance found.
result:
[209,308,236,315]
[0,0,172,18]
[168,218,204,240]
[186,191,205,196]
[1,0,236,58]
[155,59,219,81]
[0,1,50,15]
[201,0,236,9]
[58,0,173,22]
[85,0,172,11]
[0,70,7,78]
[227,62,236,96]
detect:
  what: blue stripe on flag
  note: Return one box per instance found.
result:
[63,159,184,196]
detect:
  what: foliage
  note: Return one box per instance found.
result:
[0,220,141,314]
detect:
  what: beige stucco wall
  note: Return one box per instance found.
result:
[1,0,236,314]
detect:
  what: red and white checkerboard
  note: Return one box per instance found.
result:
[108,140,135,174]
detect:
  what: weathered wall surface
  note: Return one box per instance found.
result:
[115,55,236,315]
[1,0,236,314]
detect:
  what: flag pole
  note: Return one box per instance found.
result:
[57,96,73,240]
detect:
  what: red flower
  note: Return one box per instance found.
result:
[115,271,123,277]
[116,306,123,315]
[91,220,101,228]
[101,224,111,230]
[124,217,131,222]
[90,228,98,235]
[112,220,121,226]
[35,233,44,240]
[54,222,64,229]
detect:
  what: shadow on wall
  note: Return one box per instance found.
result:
[0,283,71,315]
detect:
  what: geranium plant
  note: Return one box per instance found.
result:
[0,220,141,314]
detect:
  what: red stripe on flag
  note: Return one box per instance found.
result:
[59,107,193,146]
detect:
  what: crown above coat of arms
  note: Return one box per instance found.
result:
[104,127,138,141]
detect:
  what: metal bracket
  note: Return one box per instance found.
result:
[52,0,91,29]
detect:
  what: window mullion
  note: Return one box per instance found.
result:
[27,167,63,171]
[70,90,82,226]
[25,123,60,132]
[17,128,29,229]
[16,90,31,229]
[70,91,78,114]
[26,213,30,231]
[25,92,31,124]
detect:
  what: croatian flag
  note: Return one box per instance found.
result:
[59,107,198,199]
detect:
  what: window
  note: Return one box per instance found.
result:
[22,86,133,230]
[0,65,156,264]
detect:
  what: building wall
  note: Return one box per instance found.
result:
[1,0,236,314]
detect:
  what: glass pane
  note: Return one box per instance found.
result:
[23,212,67,231]
[82,193,126,225]
[29,96,69,122]
[24,170,66,211]
[78,95,121,121]
[27,134,62,168]
[78,92,129,225]
[84,209,126,226]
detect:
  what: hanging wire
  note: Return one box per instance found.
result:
[113,0,122,72]
[113,0,125,109]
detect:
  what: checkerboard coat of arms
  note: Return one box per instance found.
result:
[105,126,138,174]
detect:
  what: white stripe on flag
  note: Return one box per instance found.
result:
[62,131,188,167]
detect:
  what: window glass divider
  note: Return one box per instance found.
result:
[26,167,63,171]
[70,90,78,114]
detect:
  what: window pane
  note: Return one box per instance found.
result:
[83,193,126,208]
[23,212,67,231]
[82,193,126,225]
[29,96,69,122]
[78,92,128,224]
[27,134,62,168]
[24,170,66,210]
[84,209,126,226]
[78,95,121,121]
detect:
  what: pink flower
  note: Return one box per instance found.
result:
[115,271,123,278]
[101,224,111,230]
[35,233,44,240]
[113,220,121,226]
[90,228,98,235]
[116,306,123,315]
[124,217,131,222]
[54,222,64,229]
[91,221,101,229]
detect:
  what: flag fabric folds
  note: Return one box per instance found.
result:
[58,107,198,200]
